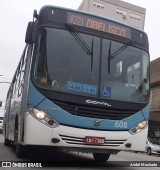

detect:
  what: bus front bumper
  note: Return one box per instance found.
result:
[24,113,148,153]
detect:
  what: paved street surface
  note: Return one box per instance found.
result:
[0,134,160,170]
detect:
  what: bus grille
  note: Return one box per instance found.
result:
[53,100,135,120]
[59,135,127,147]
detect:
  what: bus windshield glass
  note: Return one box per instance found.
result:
[33,27,149,103]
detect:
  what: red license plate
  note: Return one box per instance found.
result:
[85,136,105,144]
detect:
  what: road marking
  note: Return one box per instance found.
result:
[110,155,128,161]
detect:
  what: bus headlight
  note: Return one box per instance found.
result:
[29,107,60,128]
[129,121,148,135]
[36,112,45,120]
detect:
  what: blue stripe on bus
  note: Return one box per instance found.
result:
[28,82,149,130]
[28,83,45,106]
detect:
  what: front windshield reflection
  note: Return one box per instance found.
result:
[101,40,149,102]
[34,27,100,96]
[34,27,149,103]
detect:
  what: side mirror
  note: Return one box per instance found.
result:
[0,101,2,107]
[25,21,37,44]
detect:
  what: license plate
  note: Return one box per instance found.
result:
[85,136,105,144]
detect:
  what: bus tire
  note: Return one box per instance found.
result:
[16,143,26,158]
[147,148,151,155]
[93,153,110,162]
[4,137,11,146]
[4,126,11,146]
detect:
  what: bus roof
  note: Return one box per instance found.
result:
[38,5,147,35]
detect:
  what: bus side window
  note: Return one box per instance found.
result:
[15,46,28,103]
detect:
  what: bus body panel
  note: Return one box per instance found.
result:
[24,113,52,145]
[24,113,148,152]
[3,45,32,143]
[5,82,23,142]
[28,82,149,131]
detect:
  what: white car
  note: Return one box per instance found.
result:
[145,138,160,156]
[0,116,3,133]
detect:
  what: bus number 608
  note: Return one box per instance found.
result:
[115,121,127,128]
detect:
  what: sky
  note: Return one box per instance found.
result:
[0,0,159,110]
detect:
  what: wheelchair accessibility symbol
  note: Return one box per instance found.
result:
[101,86,111,97]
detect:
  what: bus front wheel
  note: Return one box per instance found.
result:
[93,153,110,162]
[147,148,151,155]
[15,143,26,158]
[4,137,11,146]
[4,125,11,146]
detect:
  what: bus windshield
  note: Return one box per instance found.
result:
[33,27,149,103]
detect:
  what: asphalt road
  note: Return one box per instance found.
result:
[0,134,160,170]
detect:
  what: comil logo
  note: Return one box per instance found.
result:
[86,100,111,107]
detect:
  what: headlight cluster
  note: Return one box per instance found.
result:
[129,121,148,135]
[28,107,60,128]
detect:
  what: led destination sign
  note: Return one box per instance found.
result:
[67,12,131,39]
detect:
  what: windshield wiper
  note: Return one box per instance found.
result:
[65,24,94,71]
[108,40,134,74]
[65,24,93,55]
[108,41,112,74]
[91,37,94,71]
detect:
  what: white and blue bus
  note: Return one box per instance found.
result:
[3,6,150,161]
